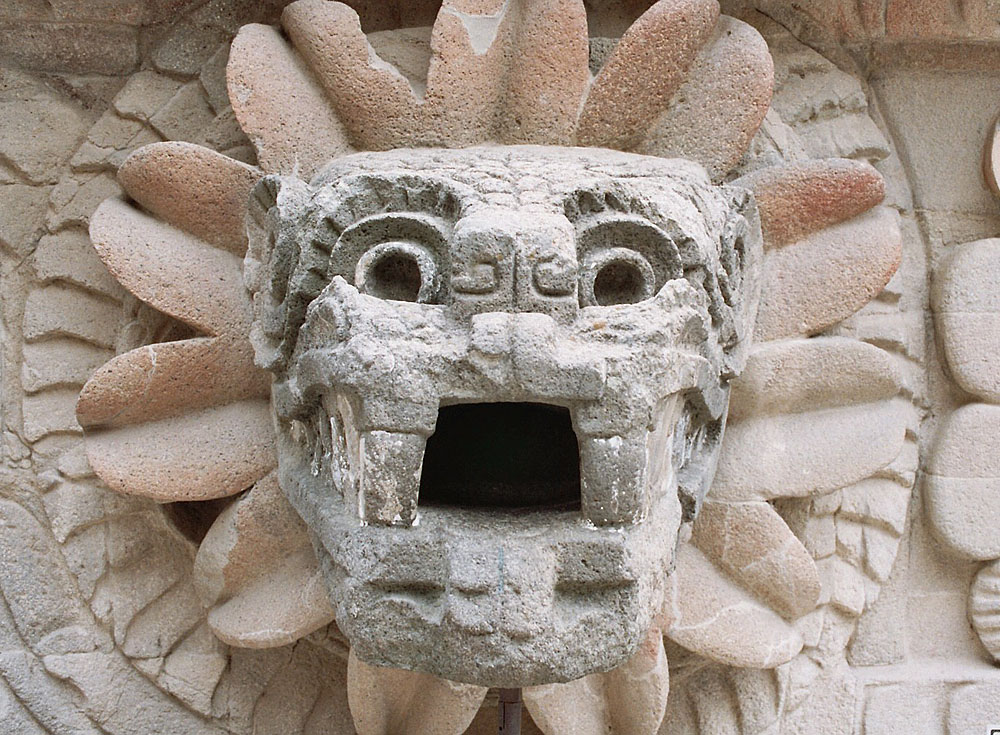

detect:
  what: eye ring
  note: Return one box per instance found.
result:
[579,247,656,307]
[355,241,440,303]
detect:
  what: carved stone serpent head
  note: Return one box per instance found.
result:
[245,146,761,685]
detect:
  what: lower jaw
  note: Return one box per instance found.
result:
[275,396,687,685]
[313,493,680,687]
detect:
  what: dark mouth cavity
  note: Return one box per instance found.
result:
[419,402,581,510]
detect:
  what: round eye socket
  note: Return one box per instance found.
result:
[580,248,656,307]
[356,241,439,303]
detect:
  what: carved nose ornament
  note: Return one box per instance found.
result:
[450,210,579,319]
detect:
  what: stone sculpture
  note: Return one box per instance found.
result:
[928,130,1000,663]
[247,146,760,686]
[69,0,907,732]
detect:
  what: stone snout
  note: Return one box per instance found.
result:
[318,489,682,687]
[271,276,719,685]
[282,275,715,530]
[253,150,760,687]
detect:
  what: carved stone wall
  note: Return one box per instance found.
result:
[1,1,999,733]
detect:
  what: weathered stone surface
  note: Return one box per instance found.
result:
[735,158,885,247]
[22,340,112,393]
[148,83,217,144]
[193,473,335,647]
[948,681,1000,734]
[500,0,589,145]
[151,22,229,77]
[576,0,719,149]
[69,111,149,173]
[121,582,203,659]
[985,115,1000,197]
[692,500,821,619]
[47,172,122,230]
[932,238,1000,402]
[84,400,276,501]
[281,0,512,149]
[112,70,184,122]
[33,229,122,297]
[76,337,268,429]
[523,627,669,735]
[0,22,138,74]
[0,499,95,646]
[157,624,228,716]
[969,559,1000,662]
[713,337,905,501]
[0,69,90,184]
[665,543,803,668]
[886,0,1000,40]
[0,184,48,255]
[118,142,260,255]
[89,198,251,335]
[26,3,928,730]
[872,70,1000,213]
[22,285,120,349]
[636,15,773,180]
[755,206,901,340]
[713,400,907,501]
[228,22,353,177]
[347,653,487,735]
[247,147,759,686]
[926,404,1000,560]
[729,336,900,419]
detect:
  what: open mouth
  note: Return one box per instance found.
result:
[419,402,581,511]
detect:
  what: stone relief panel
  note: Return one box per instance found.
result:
[8,0,995,733]
[928,133,1000,666]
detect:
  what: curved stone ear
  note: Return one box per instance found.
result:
[245,174,320,374]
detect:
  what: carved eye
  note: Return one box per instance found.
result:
[579,247,656,306]
[355,241,440,303]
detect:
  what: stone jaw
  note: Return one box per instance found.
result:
[247,146,762,687]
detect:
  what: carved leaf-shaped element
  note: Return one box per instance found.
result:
[711,337,906,502]
[77,337,269,429]
[81,145,276,504]
[228,22,354,177]
[669,337,906,670]
[635,15,773,180]
[692,500,821,619]
[735,158,885,247]
[523,627,669,735]
[932,238,1000,402]
[660,652,783,735]
[347,652,487,735]
[577,0,719,150]
[925,404,1000,560]
[117,141,261,255]
[281,0,590,151]
[85,401,276,502]
[89,197,252,336]
[970,558,1000,662]
[753,206,901,340]
[194,472,336,647]
[665,543,804,668]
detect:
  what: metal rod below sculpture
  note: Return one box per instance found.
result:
[498,688,522,735]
